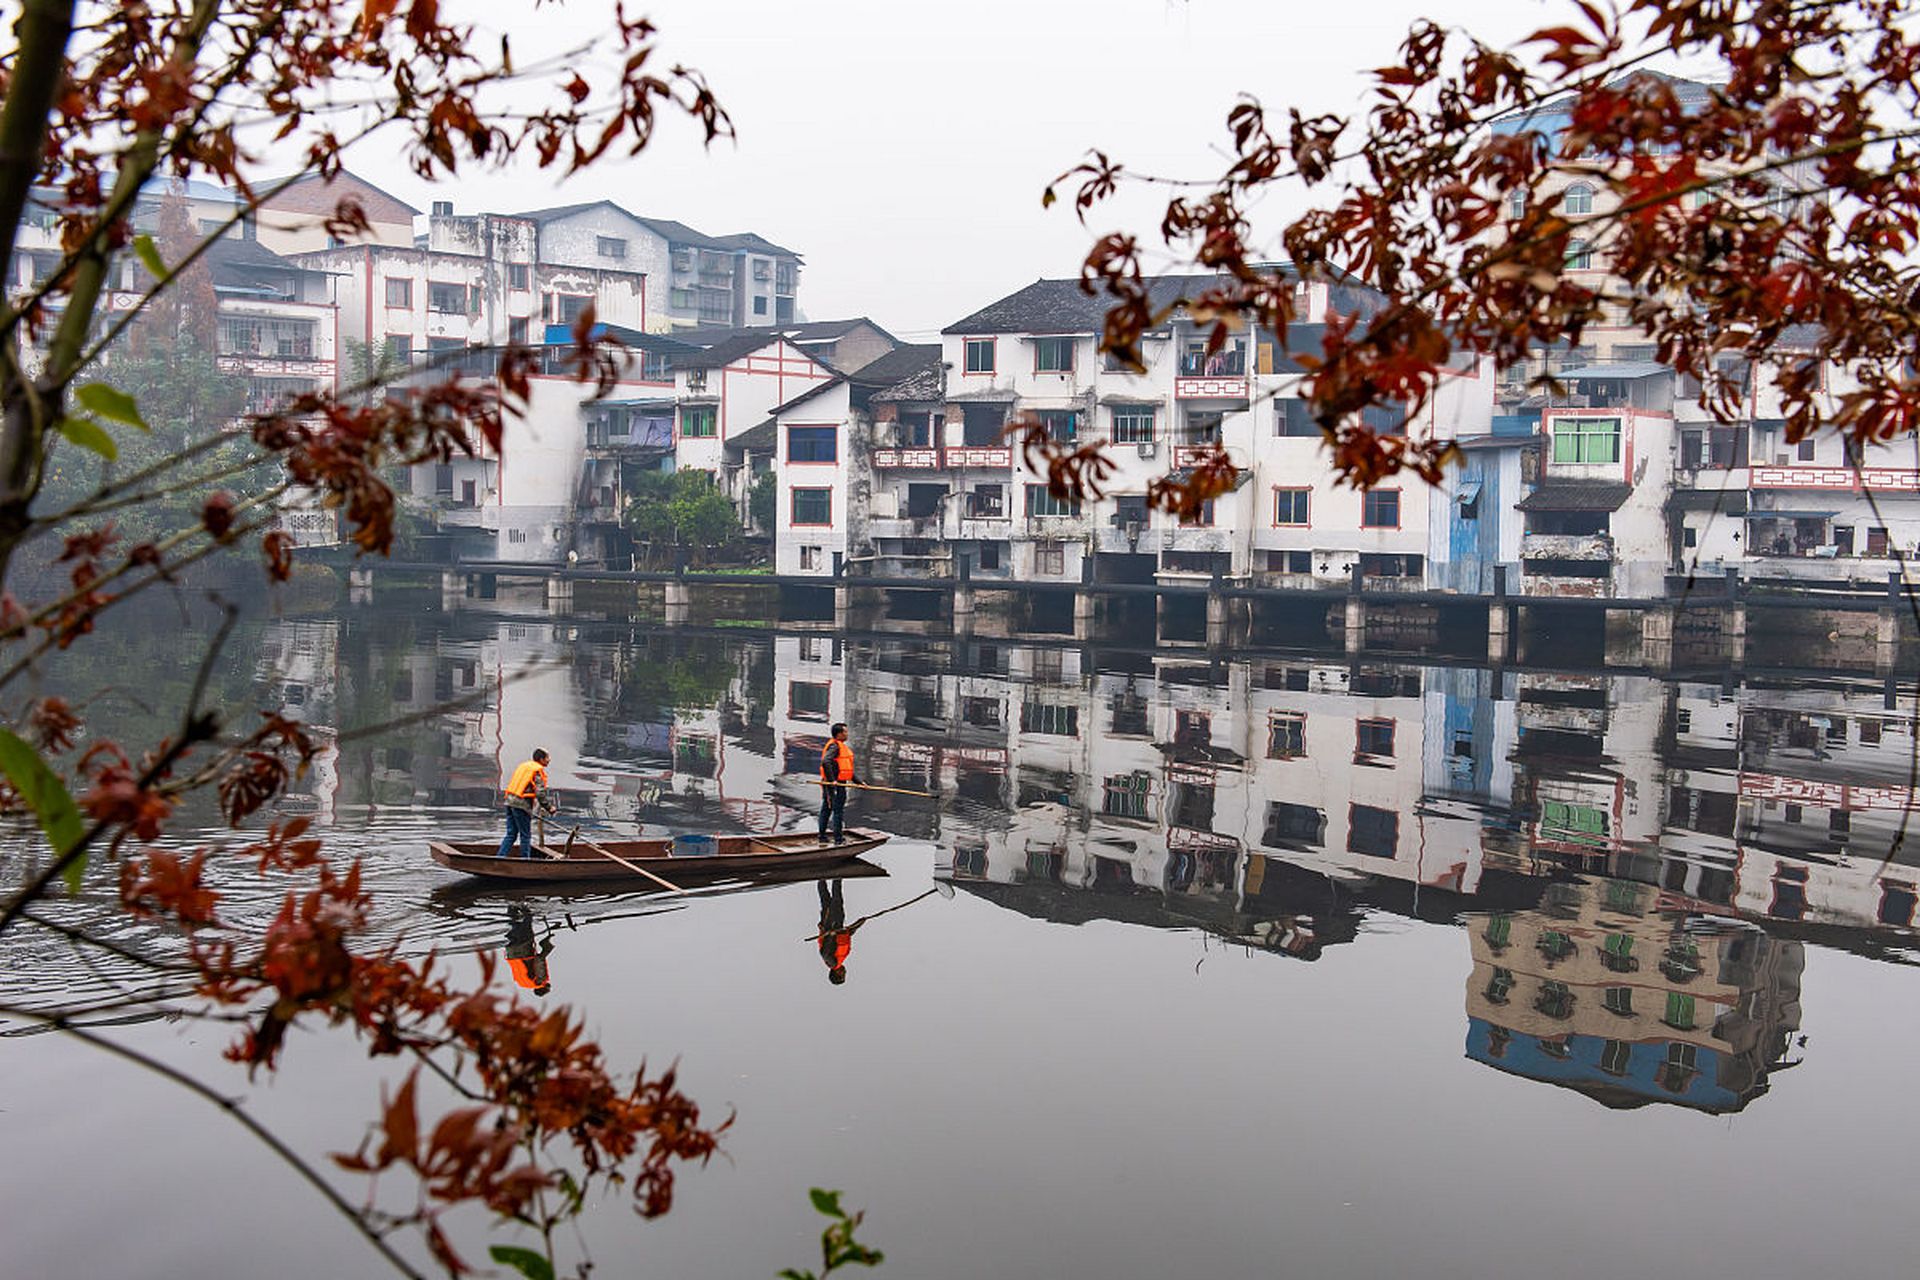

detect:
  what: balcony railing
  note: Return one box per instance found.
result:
[1174,374,1251,401]
[1171,444,1225,469]
[873,447,941,469]
[872,446,1014,470]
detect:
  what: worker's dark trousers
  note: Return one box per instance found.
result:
[818,785,846,839]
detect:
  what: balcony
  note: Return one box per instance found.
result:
[868,513,945,541]
[1521,573,1613,599]
[872,447,941,470]
[951,514,1014,543]
[1521,533,1615,562]
[438,503,500,531]
[1171,444,1228,469]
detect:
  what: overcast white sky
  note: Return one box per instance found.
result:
[344,0,1558,338]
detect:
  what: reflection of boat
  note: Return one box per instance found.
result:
[425,854,889,912]
[429,829,891,883]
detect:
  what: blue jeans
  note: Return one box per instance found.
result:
[497,806,534,858]
[818,785,846,839]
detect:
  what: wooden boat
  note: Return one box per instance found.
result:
[429,828,890,884]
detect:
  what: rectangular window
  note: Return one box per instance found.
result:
[1361,488,1400,529]
[789,682,831,718]
[507,317,529,346]
[791,488,832,526]
[1599,1039,1633,1076]
[384,277,412,307]
[787,426,837,463]
[1663,992,1697,1031]
[1025,485,1081,518]
[1603,987,1634,1016]
[978,541,1003,570]
[964,338,995,374]
[1111,407,1156,444]
[1868,526,1890,556]
[1037,409,1078,443]
[1035,544,1066,576]
[1033,337,1075,373]
[428,281,469,314]
[1551,416,1623,464]
[1348,804,1398,858]
[1264,801,1325,850]
[1274,488,1310,526]
[680,405,717,438]
[1275,399,1317,437]
[1355,717,1395,757]
[1267,711,1306,759]
[799,546,822,571]
[1797,438,1817,462]
[383,335,412,366]
[1020,702,1079,736]
[969,484,1005,517]
[1102,773,1150,819]
[962,697,1002,728]
[508,264,530,291]
[596,235,627,260]
[753,295,768,316]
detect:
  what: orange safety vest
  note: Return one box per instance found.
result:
[509,957,538,989]
[506,760,547,799]
[821,740,854,782]
[830,932,852,966]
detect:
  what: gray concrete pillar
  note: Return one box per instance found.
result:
[1205,592,1229,649]
[1877,606,1900,672]
[1072,590,1098,640]
[952,584,976,636]
[1640,606,1675,671]
[1487,602,1511,664]
[1343,595,1365,654]
[1724,604,1747,667]
[833,585,851,628]
[440,570,466,598]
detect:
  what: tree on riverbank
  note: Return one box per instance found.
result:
[625,468,748,566]
[0,2,733,1275]
[1033,0,1920,517]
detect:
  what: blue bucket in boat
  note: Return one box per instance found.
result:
[673,833,718,857]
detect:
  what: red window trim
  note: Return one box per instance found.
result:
[785,423,840,465]
[1031,336,1075,375]
[962,336,997,376]
[789,485,834,528]
[1273,485,1312,528]
[1360,486,1402,530]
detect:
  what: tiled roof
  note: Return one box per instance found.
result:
[1516,481,1632,512]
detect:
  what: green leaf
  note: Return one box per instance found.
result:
[0,728,87,892]
[487,1245,554,1280]
[56,417,118,460]
[808,1188,844,1219]
[74,382,149,431]
[133,234,169,282]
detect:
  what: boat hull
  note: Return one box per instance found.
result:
[429,829,889,883]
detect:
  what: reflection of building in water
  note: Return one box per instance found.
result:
[254,619,341,821]
[1464,876,1804,1113]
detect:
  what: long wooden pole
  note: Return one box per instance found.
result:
[812,780,934,798]
[572,837,687,894]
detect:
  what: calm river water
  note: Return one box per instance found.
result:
[3,585,1918,1278]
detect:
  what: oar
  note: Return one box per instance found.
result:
[565,827,687,895]
[801,882,953,941]
[812,780,935,798]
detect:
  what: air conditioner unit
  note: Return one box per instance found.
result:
[1136,441,1158,459]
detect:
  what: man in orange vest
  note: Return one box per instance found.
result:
[817,721,864,844]
[815,880,860,985]
[504,904,554,997]
[497,748,556,859]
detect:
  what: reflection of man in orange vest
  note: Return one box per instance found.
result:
[815,880,861,985]
[497,748,555,859]
[817,722,864,844]
[504,904,553,997]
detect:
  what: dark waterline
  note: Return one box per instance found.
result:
[3,588,1917,1279]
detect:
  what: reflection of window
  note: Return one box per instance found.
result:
[1551,416,1621,464]
[1263,801,1325,850]
[1484,968,1514,1005]
[1109,694,1149,736]
[1020,702,1079,736]
[1541,799,1610,848]
[1658,1042,1699,1093]
[1536,980,1575,1019]
[1102,772,1150,819]
[788,681,830,719]
[1347,804,1397,858]
[1599,1039,1632,1076]
[1482,914,1512,950]
[1267,711,1306,759]
[1174,710,1210,746]
[1355,717,1395,757]
[1879,883,1917,926]
[1663,991,1697,1030]
[1604,986,1634,1016]
[961,697,1002,728]
[1168,780,1216,830]
[963,338,995,374]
